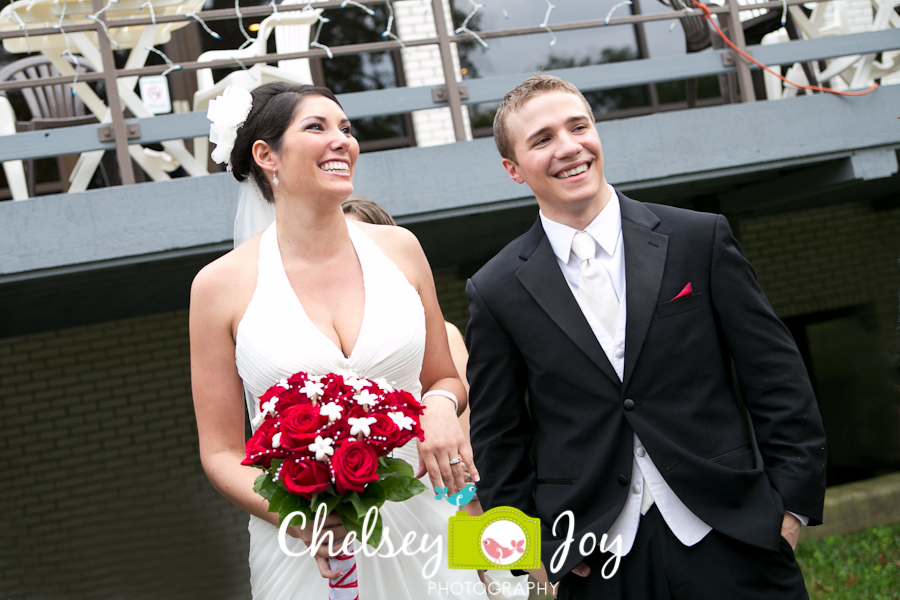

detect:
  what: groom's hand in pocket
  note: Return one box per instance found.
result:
[781,511,801,550]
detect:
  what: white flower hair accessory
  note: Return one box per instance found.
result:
[207,86,254,171]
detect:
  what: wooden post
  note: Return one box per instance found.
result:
[430,0,467,142]
[725,0,757,103]
[90,0,136,185]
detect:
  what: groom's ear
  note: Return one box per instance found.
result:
[502,157,525,184]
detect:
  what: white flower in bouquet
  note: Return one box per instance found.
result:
[388,411,414,431]
[354,389,379,407]
[348,416,377,437]
[308,436,335,461]
[320,401,344,422]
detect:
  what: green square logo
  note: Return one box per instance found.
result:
[447,507,541,570]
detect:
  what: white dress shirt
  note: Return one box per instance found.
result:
[539,185,712,556]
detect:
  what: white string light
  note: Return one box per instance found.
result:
[53,0,80,94]
[539,0,556,48]
[6,2,30,54]
[780,0,787,25]
[341,0,375,16]
[302,1,333,59]
[232,56,259,81]
[667,5,696,34]
[186,5,221,40]
[60,49,81,92]
[235,0,255,50]
[146,46,182,76]
[604,0,631,25]
[88,0,118,20]
[270,0,280,23]
[502,8,508,19]
[140,0,156,25]
[86,0,120,49]
[455,0,488,49]
[380,1,409,56]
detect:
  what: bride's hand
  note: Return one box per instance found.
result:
[416,397,479,495]
[286,514,350,580]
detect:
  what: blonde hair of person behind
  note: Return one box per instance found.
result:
[342,197,397,226]
[492,74,595,164]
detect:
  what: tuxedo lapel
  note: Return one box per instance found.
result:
[516,220,621,387]
[620,195,668,387]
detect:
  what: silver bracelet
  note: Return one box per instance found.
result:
[421,390,459,415]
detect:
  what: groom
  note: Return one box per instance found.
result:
[465,75,827,599]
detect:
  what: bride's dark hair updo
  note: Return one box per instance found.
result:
[230,82,343,203]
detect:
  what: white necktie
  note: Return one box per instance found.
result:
[571,231,620,339]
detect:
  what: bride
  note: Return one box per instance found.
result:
[190,82,486,598]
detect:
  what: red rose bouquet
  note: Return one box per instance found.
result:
[243,370,427,598]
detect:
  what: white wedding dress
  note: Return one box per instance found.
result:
[235,221,487,599]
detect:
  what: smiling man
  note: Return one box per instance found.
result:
[464,75,827,599]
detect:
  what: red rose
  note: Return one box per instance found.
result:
[258,387,279,407]
[365,413,406,454]
[321,377,350,404]
[287,371,309,388]
[257,384,311,417]
[242,419,287,469]
[384,390,425,416]
[323,417,352,445]
[275,385,312,411]
[281,457,331,498]
[280,405,329,451]
[332,440,380,493]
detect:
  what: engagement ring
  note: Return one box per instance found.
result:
[449,457,462,465]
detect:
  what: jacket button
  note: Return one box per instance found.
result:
[623,398,635,411]
[617,475,628,486]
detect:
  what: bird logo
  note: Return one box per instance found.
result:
[434,484,478,508]
[482,537,526,563]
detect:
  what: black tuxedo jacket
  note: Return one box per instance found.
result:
[465,193,826,580]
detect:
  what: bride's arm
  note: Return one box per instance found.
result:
[362,223,479,495]
[189,253,346,577]
[190,254,273,522]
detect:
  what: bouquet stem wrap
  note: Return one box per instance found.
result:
[327,554,359,600]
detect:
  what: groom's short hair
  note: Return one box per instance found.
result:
[493,75,594,164]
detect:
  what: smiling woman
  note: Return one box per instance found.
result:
[227,84,351,204]
[189,82,485,599]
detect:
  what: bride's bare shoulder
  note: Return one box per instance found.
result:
[352,220,422,256]
[351,221,429,286]
[191,231,262,315]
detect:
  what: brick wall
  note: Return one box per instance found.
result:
[0,312,250,600]
[740,199,900,343]
[434,266,471,331]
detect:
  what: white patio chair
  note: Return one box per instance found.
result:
[764,0,900,99]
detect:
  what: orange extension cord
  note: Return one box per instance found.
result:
[690,0,880,96]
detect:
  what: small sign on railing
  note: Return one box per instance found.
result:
[139,76,172,115]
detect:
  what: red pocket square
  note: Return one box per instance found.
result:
[672,283,693,301]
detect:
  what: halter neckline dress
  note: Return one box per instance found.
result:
[235,221,485,599]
